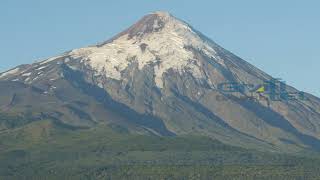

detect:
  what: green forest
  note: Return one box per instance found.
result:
[1,112,320,179]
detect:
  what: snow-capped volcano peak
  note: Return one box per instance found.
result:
[105,10,183,40]
[2,11,320,154]
[69,11,219,88]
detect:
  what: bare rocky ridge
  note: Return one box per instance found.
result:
[1,11,320,153]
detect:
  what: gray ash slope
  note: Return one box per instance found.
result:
[1,11,320,153]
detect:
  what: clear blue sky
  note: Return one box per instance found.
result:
[1,0,319,97]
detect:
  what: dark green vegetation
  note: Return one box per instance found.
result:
[1,112,320,179]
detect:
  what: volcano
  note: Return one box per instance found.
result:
[1,11,320,153]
